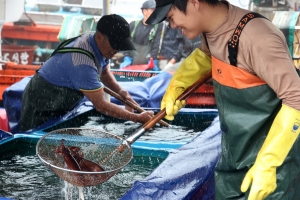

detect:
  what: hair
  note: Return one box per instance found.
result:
[172,0,220,14]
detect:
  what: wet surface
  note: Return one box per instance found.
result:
[0,119,201,200]
[0,144,164,200]
[81,116,201,142]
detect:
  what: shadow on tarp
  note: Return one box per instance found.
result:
[121,116,221,200]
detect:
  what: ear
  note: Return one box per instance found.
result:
[190,0,200,11]
[98,32,106,41]
[95,32,104,45]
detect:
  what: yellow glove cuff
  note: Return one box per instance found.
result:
[241,104,300,200]
[258,104,300,167]
[168,48,212,95]
[161,49,212,120]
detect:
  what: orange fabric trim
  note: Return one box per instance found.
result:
[212,56,266,89]
[79,87,103,93]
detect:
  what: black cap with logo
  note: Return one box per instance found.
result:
[97,14,136,51]
[146,0,175,25]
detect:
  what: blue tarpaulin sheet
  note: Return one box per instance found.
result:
[110,71,172,108]
[2,76,93,133]
[121,117,221,200]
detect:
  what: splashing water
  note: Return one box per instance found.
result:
[0,143,164,200]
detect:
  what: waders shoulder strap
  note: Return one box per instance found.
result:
[203,12,267,66]
[49,35,96,63]
[131,20,140,39]
[228,12,267,66]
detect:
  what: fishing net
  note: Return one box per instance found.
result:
[36,128,132,187]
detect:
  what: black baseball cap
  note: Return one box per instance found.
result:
[97,14,135,51]
[146,0,175,25]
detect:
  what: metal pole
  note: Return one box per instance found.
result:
[0,0,5,69]
[102,0,110,15]
[0,24,3,70]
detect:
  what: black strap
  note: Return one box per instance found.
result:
[53,47,96,62]
[228,12,267,66]
[49,35,96,63]
[50,35,80,57]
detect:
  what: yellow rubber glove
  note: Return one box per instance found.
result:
[241,104,300,200]
[161,49,211,120]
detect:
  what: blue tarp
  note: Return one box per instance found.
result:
[110,72,172,108]
[2,76,94,133]
[121,117,221,200]
[2,72,172,133]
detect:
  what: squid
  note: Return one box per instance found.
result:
[67,146,105,172]
[55,139,81,171]
[55,139,106,188]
